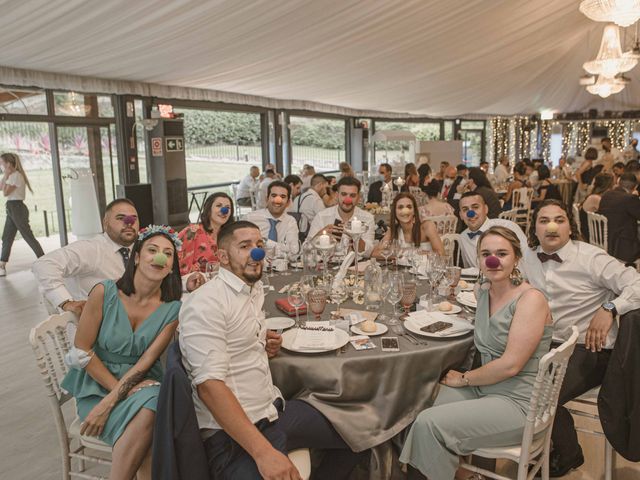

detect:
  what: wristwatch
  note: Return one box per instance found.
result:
[602,301,618,317]
[59,299,72,310]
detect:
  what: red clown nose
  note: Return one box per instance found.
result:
[343,197,353,205]
[485,255,500,269]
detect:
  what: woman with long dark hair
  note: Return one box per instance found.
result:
[177,192,234,275]
[0,152,44,276]
[61,226,182,479]
[372,192,444,257]
[404,162,420,189]
[531,165,563,209]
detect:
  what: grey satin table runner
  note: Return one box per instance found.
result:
[265,269,475,454]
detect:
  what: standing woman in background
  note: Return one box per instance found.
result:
[0,152,44,276]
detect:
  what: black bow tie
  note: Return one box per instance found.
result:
[537,252,563,264]
[467,230,483,239]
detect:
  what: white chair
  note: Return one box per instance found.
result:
[572,203,581,238]
[231,183,257,218]
[459,327,580,480]
[566,387,615,480]
[288,448,311,480]
[512,188,534,235]
[499,209,519,224]
[427,215,458,236]
[29,312,112,480]
[441,233,463,267]
[586,212,608,251]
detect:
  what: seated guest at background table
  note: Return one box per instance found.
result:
[458,192,529,273]
[623,138,639,161]
[290,173,328,241]
[434,161,449,182]
[257,169,277,209]
[237,166,260,207]
[419,180,455,219]
[451,164,469,198]
[598,173,640,265]
[284,174,303,202]
[61,225,182,479]
[246,180,300,255]
[401,226,552,480]
[574,147,602,204]
[372,193,444,257]
[177,192,233,276]
[502,161,528,211]
[300,164,315,190]
[367,163,397,204]
[309,176,376,257]
[179,221,364,479]
[339,161,355,179]
[531,165,562,209]
[32,199,139,316]
[579,172,614,239]
[494,155,510,185]
[404,162,420,189]
[440,166,457,201]
[612,161,625,181]
[523,200,640,476]
[417,163,435,192]
[598,137,622,172]
[460,167,501,218]
[324,175,338,206]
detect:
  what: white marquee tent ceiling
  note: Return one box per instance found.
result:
[1,0,639,117]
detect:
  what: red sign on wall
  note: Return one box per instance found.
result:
[151,137,162,156]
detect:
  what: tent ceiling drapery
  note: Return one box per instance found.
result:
[1,0,640,117]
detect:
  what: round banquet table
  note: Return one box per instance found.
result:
[264,267,475,478]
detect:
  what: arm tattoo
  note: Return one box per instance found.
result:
[116,370,146,402]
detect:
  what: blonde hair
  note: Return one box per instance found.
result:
[476,226,522,261]
[1,153,33,193]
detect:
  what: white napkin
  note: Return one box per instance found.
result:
[461,267,479,277]
[457,291,477,307]
[332,251,355,290]
[292,322,336,350]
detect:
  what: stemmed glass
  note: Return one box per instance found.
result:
[344,220,369,276]
[287,284,305,327]
[308,288,328,321]
[311,232,337,285]
[380,240,393,269]
[445,266,462,300]
[399,281,417,320]
[264,240,276,278]
[330,282,349,317]
[384,272,404,327]
[425,255,447,310]
[300,275,316,322]
[205,261,219,281]
[288,241,302,272]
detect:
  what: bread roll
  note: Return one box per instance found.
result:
[438,301,453,312]
[458,280,469,289]
[360,320,377,333]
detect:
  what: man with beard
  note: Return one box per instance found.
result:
[32,198,141,316]
[523,199,640,476]
[179,221,365,479]
[308,176,376,257]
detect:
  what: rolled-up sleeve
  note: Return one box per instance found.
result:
[179,291,230,386]
[592,251,640,315]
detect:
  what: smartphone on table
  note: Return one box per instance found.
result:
[381,337,400,352]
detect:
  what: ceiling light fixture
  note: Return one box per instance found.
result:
[579,0,640,27]
[583,24,638,77]
[586,74,627,97]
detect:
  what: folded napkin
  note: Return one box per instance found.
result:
[461,267,479,277]
[457,291,477,307]
[332,251,355,290]
[291,322,336,350]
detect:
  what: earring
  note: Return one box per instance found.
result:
[510,266,523,286]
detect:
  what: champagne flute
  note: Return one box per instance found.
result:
[380,240,393,269]
[385,273,403,326]
[287,284,305,327]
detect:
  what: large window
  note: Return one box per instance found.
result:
[0,88,48,115]
[373,121,440,164]
[289,115,345,173]
[174,108,263,187]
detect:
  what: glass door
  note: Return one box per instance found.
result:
[460,129,484,166]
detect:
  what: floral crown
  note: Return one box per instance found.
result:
[138,225,182,251]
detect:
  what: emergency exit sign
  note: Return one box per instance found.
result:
[165,137,184,152]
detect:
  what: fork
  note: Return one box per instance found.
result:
[406,332,428,346]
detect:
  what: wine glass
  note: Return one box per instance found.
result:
[205,261,219,281]
[445,266,462,300]
[264,241,276,278]
[287,284,305,327]
[330,282,349,317]
[288,241,302,271]
[384,273,403,327]
[399,281,417,320]
[308,288,328,321]
[300,275,316,322]
[380,240,393,269]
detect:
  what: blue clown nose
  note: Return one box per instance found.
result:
[250,248,266,261]
[466,210,476,218]
[220,206,230,215]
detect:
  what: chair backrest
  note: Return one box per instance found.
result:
[499,208,518,223]
[572,203,581,236]
[427,215,458,236]
[586,211,608,251]
[408,186,422,195]
[520,327,579,456]
[512,187,533,209]
[441,233,463,267]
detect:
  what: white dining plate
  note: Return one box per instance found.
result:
[404,315,474,338]
[351,322,388,336]
[265,317,295,330]
[457,281,475,291]
[456,292,478,309]
[281,328,350,353]
[418,299,462,315]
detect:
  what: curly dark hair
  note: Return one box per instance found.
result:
[528,199,581,249]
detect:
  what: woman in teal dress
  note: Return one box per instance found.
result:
[400,226,553,480]
[62,225,183,480]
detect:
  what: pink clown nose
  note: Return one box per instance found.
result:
[485,255,500,269]
[122,215,137,226]
[343,197,353,205]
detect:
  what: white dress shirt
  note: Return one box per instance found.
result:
[237,174,258,199]
[179,267,282,431]
[494,164,510,185]
[290,188,326,233]
[1,171,26,201]
[307,205,376,257]
[460,218,530,275]
[523,241,640,348]
[32,232,130,307]
[244,209,300,253]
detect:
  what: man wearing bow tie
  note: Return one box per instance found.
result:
[523,199,640,476]
[458,192,529,271]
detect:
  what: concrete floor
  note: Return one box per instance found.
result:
[1,237,638,479]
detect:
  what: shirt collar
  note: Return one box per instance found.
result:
[464,218,489,234]
[537,239,576,262]
[104,232,131,253]
[218,266,260,295]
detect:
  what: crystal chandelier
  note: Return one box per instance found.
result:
[586,74,627,97]
[580,0,640,27]
[583,24,638,77]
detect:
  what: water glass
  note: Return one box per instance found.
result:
[287,284,305,327]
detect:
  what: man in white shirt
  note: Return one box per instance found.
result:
[598,137,623,172]
[284,174,303,202]
[308,176,376,258]
[290,173,328,239]
[458,192,529,275]
[179,221,363,479]
[494,155,510,185]
[32,198,139,316]
[257,169,276,209]
[523,199,640,476]
[237,166,260,207]
[245,181,300,255]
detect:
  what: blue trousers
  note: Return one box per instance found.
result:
[204,399,366,480]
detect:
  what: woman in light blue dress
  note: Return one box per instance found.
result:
[400,226,552,480]
[62,225,183,480]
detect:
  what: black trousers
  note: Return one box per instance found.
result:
[1,200,44,262]
[551,343,611,461]
[204,399,367,480]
